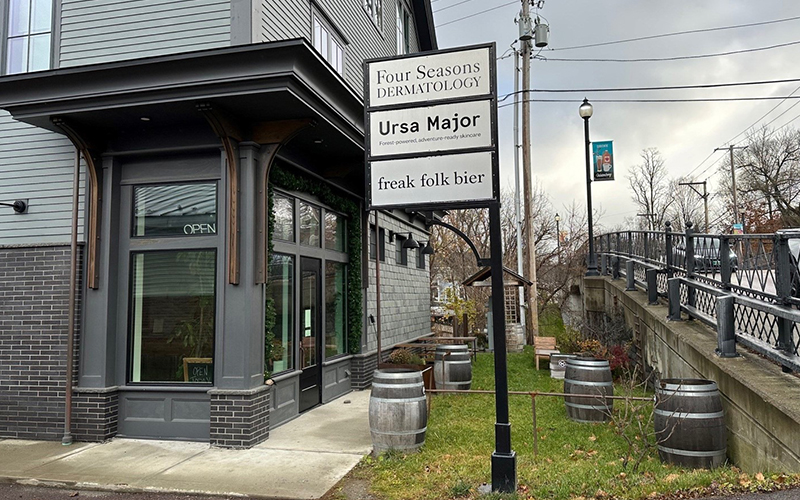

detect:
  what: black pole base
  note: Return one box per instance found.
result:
[491,451,517,493]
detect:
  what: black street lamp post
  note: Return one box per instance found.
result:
[580,98,599,276]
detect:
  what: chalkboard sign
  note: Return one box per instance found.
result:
[183,357,213,383]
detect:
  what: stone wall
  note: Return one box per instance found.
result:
[585,275,800,473]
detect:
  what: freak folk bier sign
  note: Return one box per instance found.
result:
[364,43,499,210]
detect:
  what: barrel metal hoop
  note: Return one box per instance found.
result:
[654,409,724,419]
[372,426,428,436]
[657,445,726,458]
[371,396,427,404]
[566,380,614,387]
[373,382,424,389]
[566,366,611,371]
[565,401,612,411]
[658,390,720,397]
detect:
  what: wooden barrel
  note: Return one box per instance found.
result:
[369,368,427,454]
[433,344,472,390]
[549,354,578,380]
[655,378,727,468]
[564,357,613,422]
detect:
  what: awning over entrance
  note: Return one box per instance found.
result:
[0,39,365,172]
[0,39,367,288]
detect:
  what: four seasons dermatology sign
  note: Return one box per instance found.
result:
[364,43,499,210]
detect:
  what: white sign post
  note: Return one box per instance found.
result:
[365,43,498,210]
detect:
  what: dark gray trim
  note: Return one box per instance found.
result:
[51,0,61,69]
[0,40,365,148]
[411,0,437,51]
[230,0,254,45]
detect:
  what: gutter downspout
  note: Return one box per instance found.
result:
[63,149,80,446]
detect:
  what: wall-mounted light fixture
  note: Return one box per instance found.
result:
[402,232,419,249]
[0,200,27,213]
[421,241,435,255]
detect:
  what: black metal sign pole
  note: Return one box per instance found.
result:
[488,200,516,492]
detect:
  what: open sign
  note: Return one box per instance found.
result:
[183,223,217,235]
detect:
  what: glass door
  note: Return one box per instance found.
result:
[299,257,322,412]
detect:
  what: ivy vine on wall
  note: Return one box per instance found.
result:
[264,163,363,376]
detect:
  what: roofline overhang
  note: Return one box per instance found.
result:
[0,39,366,148]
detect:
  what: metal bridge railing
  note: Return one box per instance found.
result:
[595,222,800,373]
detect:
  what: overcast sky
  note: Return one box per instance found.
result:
[431,0,800,229]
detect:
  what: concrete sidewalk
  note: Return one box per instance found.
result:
[0,390,372,499]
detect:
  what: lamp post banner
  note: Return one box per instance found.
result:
[592,141,614,181]
[364,43,499,210]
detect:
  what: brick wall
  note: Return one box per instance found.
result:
[351,352,378,390]
[209,386,270,448]
[72,390,118,442]
[0,245,80,440]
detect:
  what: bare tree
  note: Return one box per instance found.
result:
[627,148,674,231]
[719,126,800,228]
[667,177,705,231]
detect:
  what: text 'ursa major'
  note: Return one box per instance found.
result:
[378,113,481,135]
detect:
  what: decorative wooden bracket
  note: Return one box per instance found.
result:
[254,119,315,284]
[52,117,102,290]
[197,103,244,285]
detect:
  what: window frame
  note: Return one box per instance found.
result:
[311,11,345,76]
[126,248,218,386]
[396,1,410,55]
[2,0,57,75]
[131,181,219,239]
[363,0,382,29]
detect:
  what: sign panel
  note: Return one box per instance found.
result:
[365,43,497,210]
[369,100,492,157]
[592,141,614,181]
[367,47,491,108]
[370,152,493,207]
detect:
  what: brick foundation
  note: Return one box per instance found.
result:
[72,389,119,442]
[209,386,270,448]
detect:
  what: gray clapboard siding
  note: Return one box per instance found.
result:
[261,0,422,96]
[0,112,85,246]
[59,0,231,67]
[262,0,310,42]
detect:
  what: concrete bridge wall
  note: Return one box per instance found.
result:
[584,276,800,473]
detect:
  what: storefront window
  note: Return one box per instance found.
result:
[325,212,345,252]
[129,250,216,383]
[268,254,294,374]
[325,262,347,357]
[299,201,321,247]
[133,183,216,237]
[273,194,294,242]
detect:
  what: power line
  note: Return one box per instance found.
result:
[536,39,800,63]
[434,0,518,28]
[497,95,800,108]
[496,77,800,101]
[549,15,800,51]
[433,0,482,13]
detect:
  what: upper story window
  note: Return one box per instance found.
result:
[313,15,344,75]
[5,0,53,74]
[396,2,410,55]
[363,0,382,29]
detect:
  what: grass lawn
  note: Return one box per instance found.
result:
[354,347,796,500]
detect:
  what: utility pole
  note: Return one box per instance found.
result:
[520,0,539,343]
[714,144,748,229]
[678,180,709,232]
[512,45,526,332]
